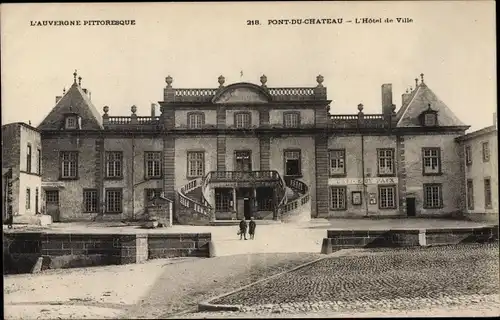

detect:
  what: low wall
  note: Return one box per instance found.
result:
[3,231,211,274]
[321,226,499,253]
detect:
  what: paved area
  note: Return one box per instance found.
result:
[205,243,499,317]
[3,253,321,320]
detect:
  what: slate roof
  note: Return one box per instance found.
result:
[396,82,467,128]
[37,82,103,130]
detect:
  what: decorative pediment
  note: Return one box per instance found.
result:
[212,83,271,104]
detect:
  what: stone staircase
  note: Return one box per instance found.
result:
[176,171,311,225]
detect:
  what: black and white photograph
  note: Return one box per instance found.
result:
[1,1,498,319]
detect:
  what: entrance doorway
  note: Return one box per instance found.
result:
[45,190,60,222]
[236,188,253,220]
[235,151,252,172]
[406,197,416,217]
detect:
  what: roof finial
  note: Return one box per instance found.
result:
[405,88,409,94]
[63,87,66,95]
[410,86,413,91]
[78,76,82,86]
[415,78,419,87]
[420,73,424,84]
[73,70,77,84]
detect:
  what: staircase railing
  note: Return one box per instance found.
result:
[278,178,310,217]
[177,178,214,220]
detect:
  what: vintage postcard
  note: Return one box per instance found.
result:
[1,1,498,319]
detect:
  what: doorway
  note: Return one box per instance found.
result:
[235,151,252,172]
[45,190,60,222]
[406,197,416,217]
[243,198,252,220]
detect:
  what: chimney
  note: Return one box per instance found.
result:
[381,84,393,116]
[151,103,156,117]
[56,96,62,103]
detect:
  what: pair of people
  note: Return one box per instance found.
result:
[238,217,256,240]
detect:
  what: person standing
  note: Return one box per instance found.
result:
[239,218,248,240]
[249,217,256,240]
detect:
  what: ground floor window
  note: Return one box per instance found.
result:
[46,190,59,204]
[257,187,274,211]
[330,186,347,210]
[145,188,163,206]
[467,180,474,210]
[378,185,396,209]
[25,188,31,210]
[484,178,492,208]
[423,184,442,209]
[106,189,123,213]
[215,188,232,212]
[83,189,99,213]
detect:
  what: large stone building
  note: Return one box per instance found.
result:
[32,71,471,223]
[2,122,47,224]
[456,116,498,221]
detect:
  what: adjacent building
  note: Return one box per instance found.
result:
[25,70,476,224]
[2,122,44,224]
[456,115,498,221]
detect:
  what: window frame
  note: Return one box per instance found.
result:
[465,145,472,166]
[105,151,123,179]
[65,116,77,129]
[144,151,162,180]
[83,189,99,213]
[105,188,123,214]
[422,147,442,176]
[26,144,32,173]
[482,142,490,162]
[234,150,252,172]
[378,184,397,210]
[26,187,31,210]
[59,151,79,180]
[466,179,474,210]
[283,149,302,177]
[377,148,395,177]
[37,148,42,174]
[187,151,205,178]
[283,111,301,128]
[234,112,252,129]
[423,183,443,209]
[215,188,232,212]
[330,186,347,211]
[187,112,205,129]
[484,178,492,209]
[328,149,346,177]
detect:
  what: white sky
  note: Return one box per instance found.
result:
[1,1,496,132]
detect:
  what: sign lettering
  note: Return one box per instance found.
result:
[329,177,398,185]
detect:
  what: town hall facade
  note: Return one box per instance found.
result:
[11,71,472,223]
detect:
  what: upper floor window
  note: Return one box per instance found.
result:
[424,183,443,209]
[482,142,490,162]
[37,149,42,174]
[329,149,345,176]
[188,112,205,129]
[145,152,162,179]
[422,148,441,175]
[284,150,301,176]
[234,112,251,128]
[105,151,123,178]
[187,151,205,177]
[283,112,301,128]
[465,145,472,166]
[377,149,394,176]
[60,151,78,179]
[26,144,32,173]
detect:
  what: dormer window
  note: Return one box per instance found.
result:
[420,104,438,127]
[64,112,82,130]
